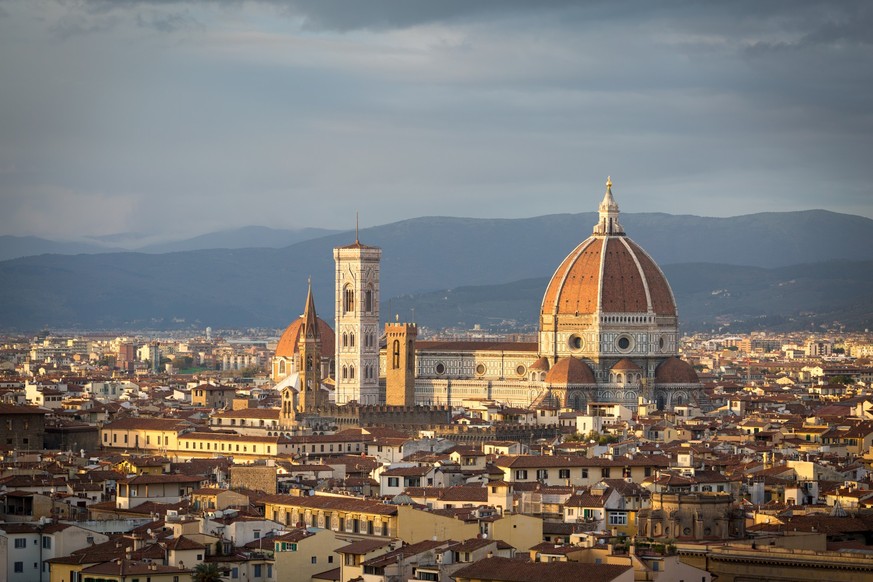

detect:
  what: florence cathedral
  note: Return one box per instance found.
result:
[271,179,702,418]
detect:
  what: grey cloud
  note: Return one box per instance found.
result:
[49,10,119,38]
[135,9,202,33]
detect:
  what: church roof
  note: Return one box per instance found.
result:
[654,356,700,384]
[275,317,335,359]
[611,358,642,372]
[545,357,596,385]
[529,357,550,372]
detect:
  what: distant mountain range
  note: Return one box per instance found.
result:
[385,261,873,334]
[0,226,343,261]
[0,209,871,331]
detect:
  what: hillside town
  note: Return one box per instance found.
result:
[2,187,873,582]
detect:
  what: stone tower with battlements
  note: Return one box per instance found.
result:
[385,321,417,406]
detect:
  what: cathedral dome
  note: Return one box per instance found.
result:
[538,178,680,364]
[654,356,699,384]
[540,229,676,319]
[545,357,596,385]
[275,317,335,358]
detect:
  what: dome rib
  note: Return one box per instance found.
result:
[619,237,653,313]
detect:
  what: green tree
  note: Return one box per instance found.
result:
[192,562,224,582]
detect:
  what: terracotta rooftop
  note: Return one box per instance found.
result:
[452,556,631,582]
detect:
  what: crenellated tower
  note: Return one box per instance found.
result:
[385,320,417,407]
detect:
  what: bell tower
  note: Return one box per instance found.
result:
[297,279,322,412]
[334,224,381,405]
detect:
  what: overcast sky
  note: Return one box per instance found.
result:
[1,0,871,242]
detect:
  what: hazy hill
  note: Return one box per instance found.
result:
[0,226,344,261]
[0,210,871,330]
[0,236,122,262]
[137,226,343,253]
[385,261,873,333]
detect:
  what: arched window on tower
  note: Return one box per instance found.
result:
[349,365,355,379]
[344,286,355,313]
[279,360,285,374]
[350,333,355,348]
[365,287,373,313]
[392,340,400,369]
[342,366,348,380]
[342,333,348,348]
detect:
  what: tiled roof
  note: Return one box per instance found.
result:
[212,408,281,419]
[262,494,398,516]
[275,317,335,359]
[545,357,595,385]
[102,417,192,431]
[417,341,538,353]
[541,234,676,318]
[336,538,395,555]
[452,557,631,582]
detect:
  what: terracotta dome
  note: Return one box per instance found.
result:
[541,178,675,320]
[611,357,642,372]
[529,357,551,372]
[541,236,676,318]
[545,357,596,385]
[654,357,699,384]
[275,317,335,358]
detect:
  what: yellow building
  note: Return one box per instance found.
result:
[101,417,191,452]
[177,431,293,459]
[272,527,346,581]
[191,383,237,409]
[191,487,250,512]
[79,560,191,582]
[116,455,170,475]
[396,505,542,551]
[263,493,398,537]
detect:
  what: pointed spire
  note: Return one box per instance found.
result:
[302,277,319,340]
[593,176,624,236]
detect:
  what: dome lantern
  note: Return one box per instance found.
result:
[593,176,624,236]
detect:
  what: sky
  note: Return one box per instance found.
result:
[1,0,872,243]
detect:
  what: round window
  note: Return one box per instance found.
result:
[617,336,631,351]
[516,365,526,376]
[476,363,486,375]
[568,335,583,351]
[435,362,446,375]
[659,336,665,351]
[683,527,691,536]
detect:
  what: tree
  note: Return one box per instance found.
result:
[192,562,224,582]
